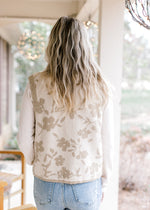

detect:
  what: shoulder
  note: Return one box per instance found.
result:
[28,70,47,86]
[29,69,47,79]
[28,71,42,81]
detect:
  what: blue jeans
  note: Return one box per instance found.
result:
[33,176,102,210]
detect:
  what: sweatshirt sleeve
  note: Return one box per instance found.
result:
[17,82,35,165]
[101,94,115,193]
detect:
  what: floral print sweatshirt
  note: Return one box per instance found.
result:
[17,71,114,193]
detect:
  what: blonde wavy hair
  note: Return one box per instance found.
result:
[44,16,108,112]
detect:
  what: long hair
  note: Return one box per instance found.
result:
[44,16,108,112]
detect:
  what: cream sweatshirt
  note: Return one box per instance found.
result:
[17,71,114,193]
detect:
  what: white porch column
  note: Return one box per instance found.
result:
[98,1,124,210]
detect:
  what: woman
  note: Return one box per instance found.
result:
[17,16,114,210]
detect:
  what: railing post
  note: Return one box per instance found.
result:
[0,181,8,210]
[21,153,26,205]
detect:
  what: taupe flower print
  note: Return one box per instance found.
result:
[35,141,44,153]
[56,137,89,162]
[32,98,45,113]
[38,115,66,134]
[42,149,58,177]
[76,151,88,159]
[57,138,71,151]
[77,112,98,139]
[29,74,104,182]
[78,128,92,139]
[58,167,72,179]
[34,141,44,163]
[43,117,55,131]
[54,155,65,166]
[69,110,75,119]
[29,75,49,114]
[88,103,101,118]
[38,116,58,132]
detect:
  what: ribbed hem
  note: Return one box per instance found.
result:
[33,171,102,185]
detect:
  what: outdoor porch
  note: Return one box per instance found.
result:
[0,0,124,210]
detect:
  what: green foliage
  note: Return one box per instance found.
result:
[15,53,47,92]
[14,21,52,93]
[7,132,19,149]
[121,89,150,118]
[123,16,150,83]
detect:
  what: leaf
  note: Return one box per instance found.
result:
[55,119,59,124]
[45,110,49,115]
[53,152,57,156]
[91,126,96,130]
[37,122,42,128]
[50,148,54,153]
[68,149,73,152]
[40,98,44,104]
[70,139,76,144]
[78,115,84,120]
[60,116,65,123]
[53,133,58,138]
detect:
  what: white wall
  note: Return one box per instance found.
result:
[99,0,124,210]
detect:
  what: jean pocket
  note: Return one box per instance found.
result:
[34,176,55,205]
[71,178,102,206]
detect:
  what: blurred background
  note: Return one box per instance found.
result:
[119,10,150,210]
[0,0,150,210]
